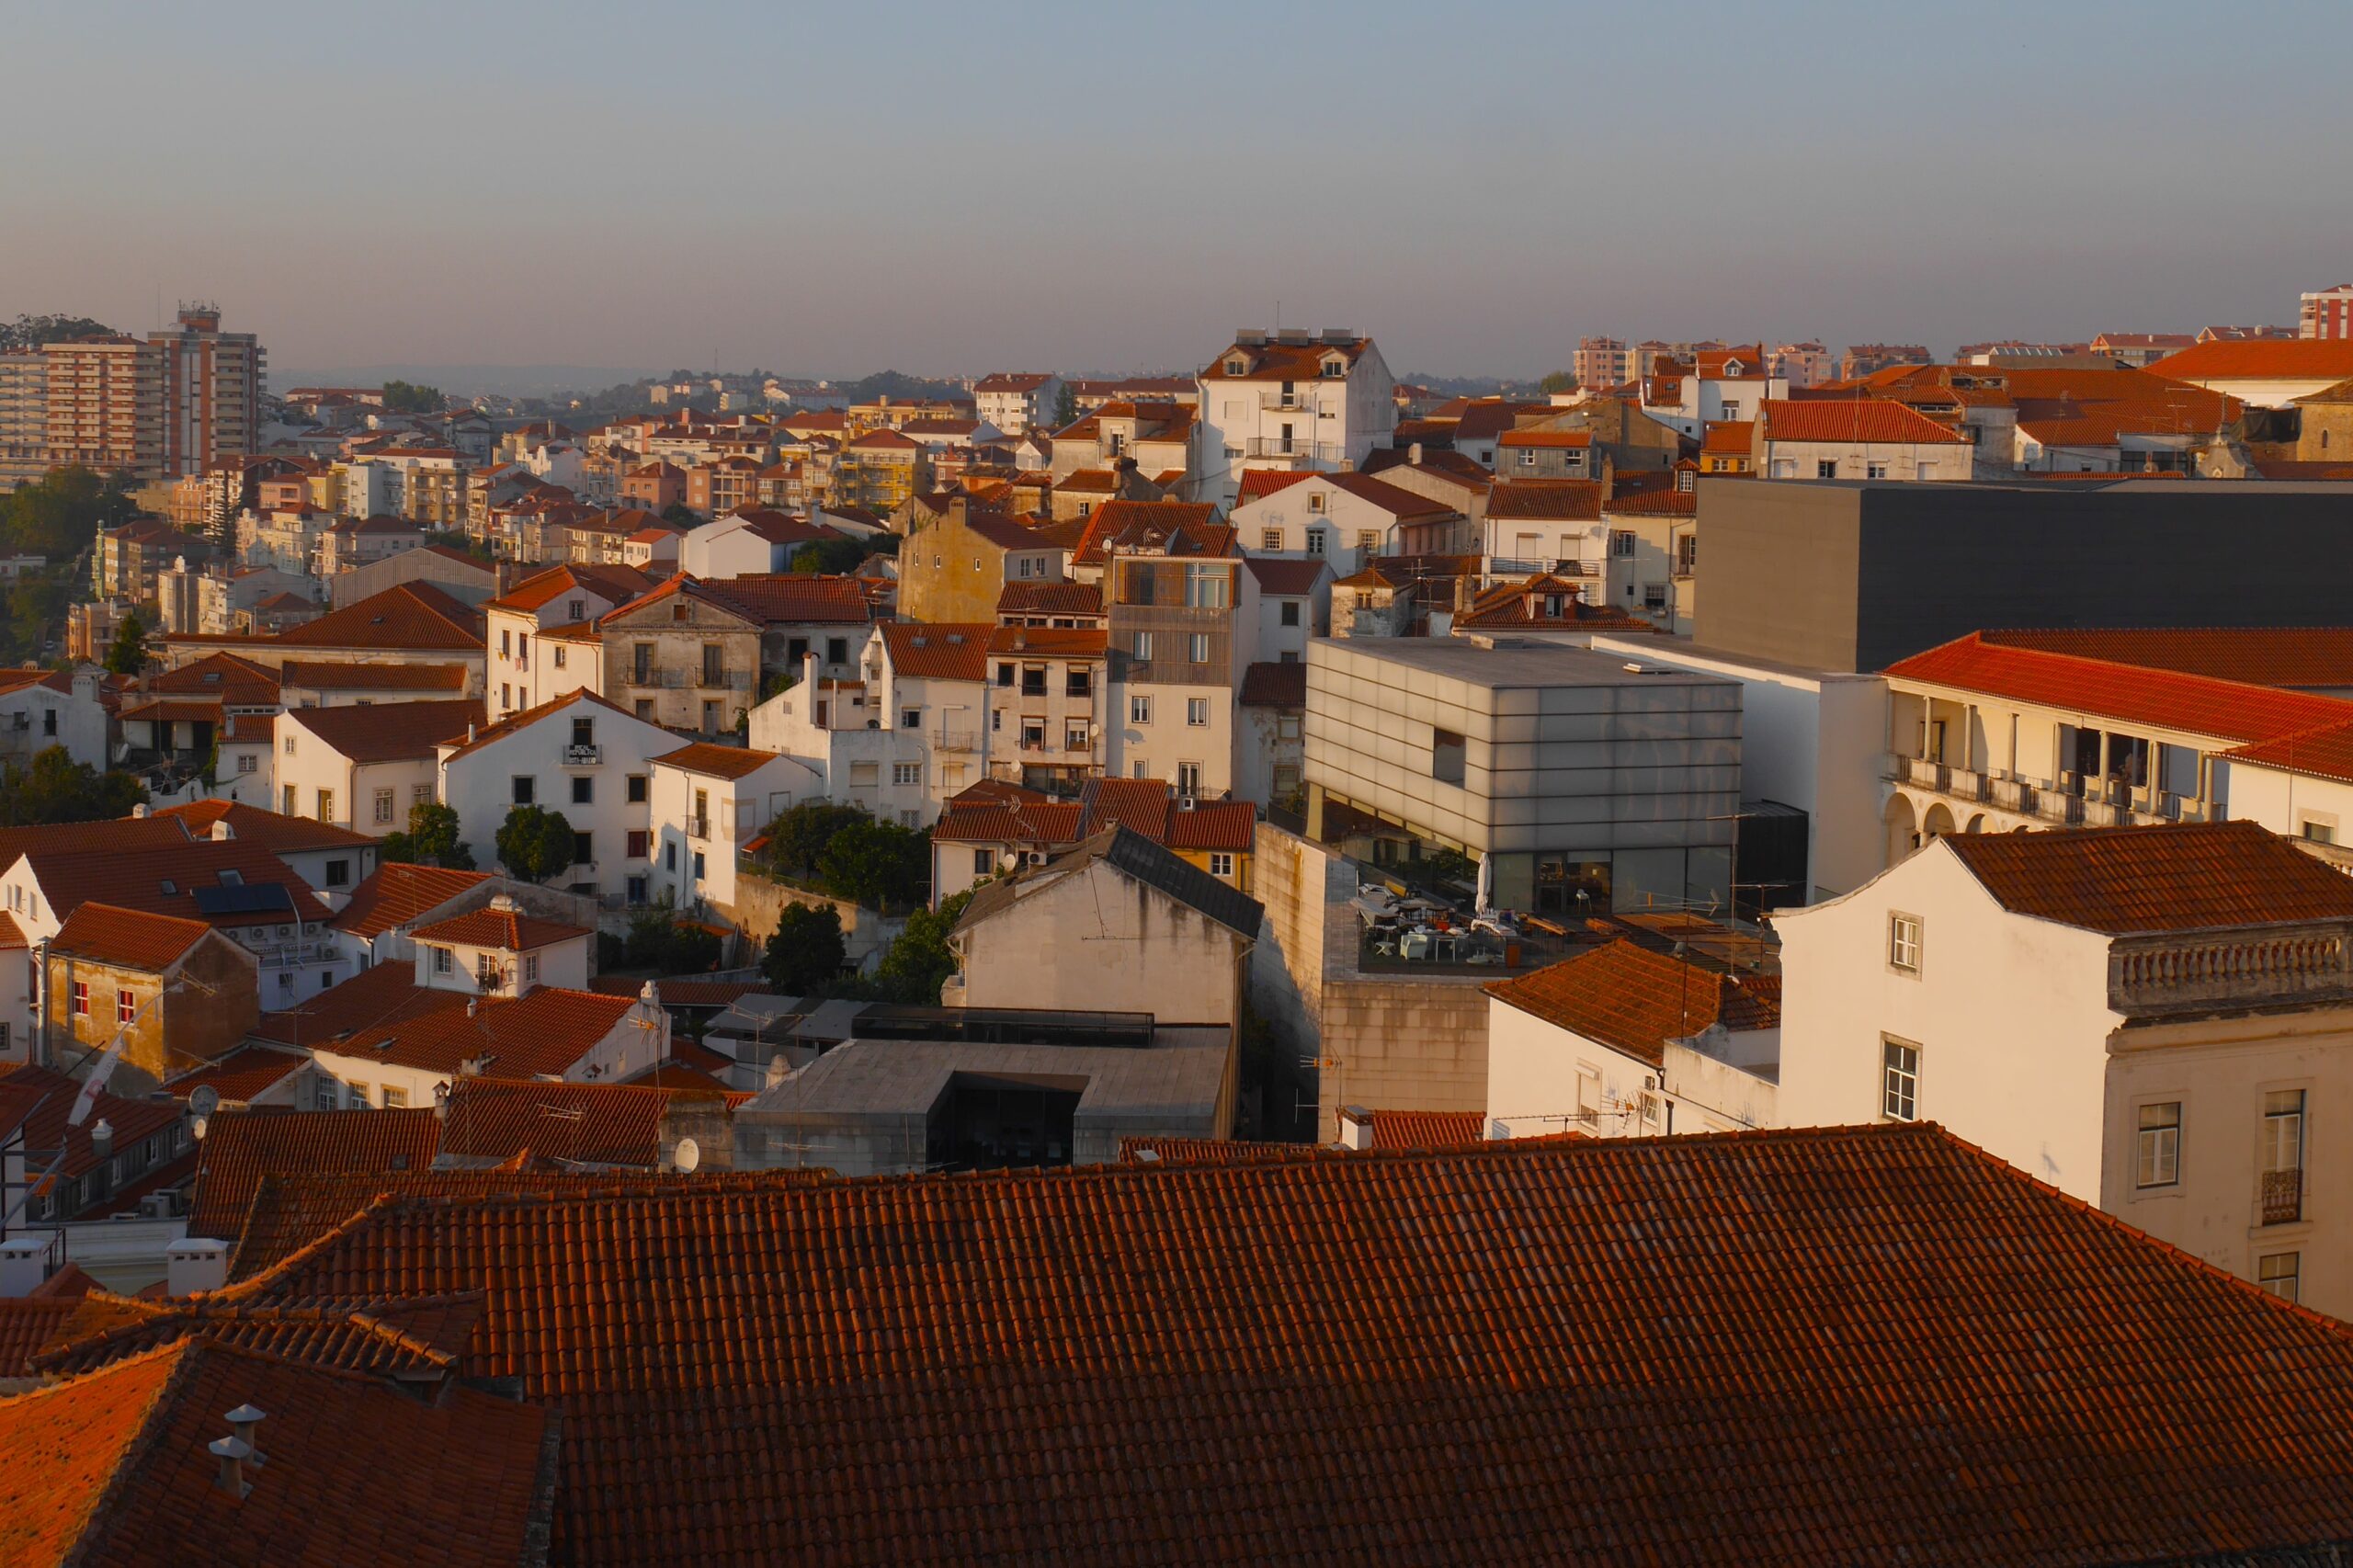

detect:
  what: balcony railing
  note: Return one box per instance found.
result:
[687,815,710,842]
[934,727,980,752]
[1487,556,1601,578]
[1244,437,1347,464]
[1259,392,1324,414]
[2262,1167,2304,1226]
[2110,923,2353,1017]
[1887,754,2214,831]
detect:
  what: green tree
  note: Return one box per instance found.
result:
[815,819,929,912]
[103,609,151,676]
[0,466,142,558]
[659,921,722,974]
[758,801,868,880]
[0,314,116,352]
[0,747,145,825]
[1538,370,1578,396]
[761,903,847,994]
[659,502,699,528]
[789,536,866,575]
[381,801,475,869]
[379,380,445,414]
[494,804,576,881]
[860,888,972,1003]
[1051,384,1078,430]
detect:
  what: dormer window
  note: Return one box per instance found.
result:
[1226,358,1247,375]
[1677,470,1695,493]
[1321,358,1347,378]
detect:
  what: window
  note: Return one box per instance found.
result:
[1188,632,1210,663]
[1020,718,1046,749]
[568,598,585,621]
[572,831,592,866]
[523,954,539,984]
[1208,852,1235,879]
[1721,400,1741,420]
[665,842,676,871]
[1610,530,1635,558]
[1066,666,1091,698]
[2303,821,2336,846]
[282,786,296,814]
[553,646,566,668]
[562,776,589,807]
[381,1085,410,1109]
[72,982,88,1017]
[1021,664,1047,696]
[347,1083,369,1109]
[692,850,706,881]
[1277,714,1301,740]
[1305,528,1327,557]
[512,776,535,805]
[283,733,295,755]
[40,710,54,736]
[826,638,848,665]
[634,699,654,721]
[627,774,648,803]
[1887,913,1921,972]
[424,943,456,975]
[1176,761,1202,797]
[892,761,920,785]
[1866,461,1889,480]
[500,629,511,657]
[902,708,921,730]
[324,858,350,888]
[1185,564,1229,608]
[1132,631,1153,661]
[1816,460,1838,479]
[237,754,256,773]
[1261,528,1282,551]
[2136,1101,2181,1188]
[1881,1038,1920,1120]
[627,830,650,858]
[315,789,334,823]
[374,788,395,824]
[1131,695,1152,724]
[1307,493,1325,514]
[500,684,511,710]
[1518,449,1537,469]
[1356,530,1379,552]
[1064,722,1089,752]
[1188,698,1211,727]
[2259,1251,2302,1304]
[973,848,993,875]
[627,875,649,904]
[415,783,434,806]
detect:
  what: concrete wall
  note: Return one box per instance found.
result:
[715,871,906,969]
[1700,477,2353,674]
[959,858,1247,1028]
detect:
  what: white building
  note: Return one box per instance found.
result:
[274,699,483,837]
[409,894,593,997]
[1643,347,1789,440]
[972,373,1064,437]
[1196,330,1396,506]
[748,623,991,826]
[0,666,107,770]
[1485,939,1780,1142]
[678,510,837,580]
[306,973,666,1112]
[436,689,678,907]
[1754,399,1976,482]
[647,742,819,916]
[483,563,652,722]
[1228,471,1456,579]
[1777,821,2353,1316]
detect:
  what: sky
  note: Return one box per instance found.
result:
[2,0,2346,386]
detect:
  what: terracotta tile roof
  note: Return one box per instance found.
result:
[1483,478,1604,520]
[49,902,212,971]
[153,799,379,853]
[2225,717,2353,783]
[20,839,335,932]
[208,1122,2353,1566]
[116,698,225,725]
[410,905,590,951]
[929,798,1088,847]
[1244,556,1331,596]
[483,562,655,614]
[1486,940,1780,1067]
[588,978,769,1010]
[1071,500,1229,565]
[1700,421,1754,455]
[1234,468,1313,504]
[0,912,25,950]
[271,581,484,651]
[1199,336,1370,382]
[438,687,635,765]
[995,580,1102,618]
[163,1044,307,1106]
[1317,472,1459,517]
[150,651,278,704]
[983,625,1106,657]
[974,372,1055,392]
[690,573,872,626]
[1237,660,1307,709]
[1118,1136,1336,1166]
[649,742,785,781]
[325,984,640,1082]
[1459,577,1658,631]
[29,1295,482,1381]
[0,817,194,868]
[188,1108,445,1240]
[1977,626,2353,689]
[2150,338,2353,382]
[1758,396,1969,445]
[877,621,992,683]
[0,1297,89,1378]
[330,863,493,940]
[0,1065,188,1189]
[1363,1108,1489,1149]
[250,966,470,1056]
[0,1340,552,1567]
[285,698,483,764]
[438,1078,721,1169]
[275,658,469,693]
[1883,632,2353,737]
[1943,820,2353,934]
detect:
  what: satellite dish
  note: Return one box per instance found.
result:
[188,1085,221,1122]
[671,1136,700,1175]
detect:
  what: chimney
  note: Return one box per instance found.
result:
[131,802,150,819]
[210,820,233,841]
[209,1436,254,1498]
[1336,1107,1375,1152]
[1408,442,1424,465]
[166,1237,229,1296]
[225,1404,267,1469]
[0,1235,47,1298]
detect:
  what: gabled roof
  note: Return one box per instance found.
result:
[0,1065,187,1187]
[649,742,786,781]
[960,824,1263,937]
[274,659,469,692]
[284,699,484,763]
[688,573,872,626]
[191,1122,2353,1566]
[1883,632,2353,740]
[482,562,654,614]
[1699,421,1754,456]
[1483,479,1604,521]
[1940,821,2353,935]
[162,1043,307,1106]
[438,1077,725,1168]
[153,800,379,853]
[1458,577,1657,632]
[188,1107,445,1240]
[150,651,278,702]
[1486,940,1781,1067]
[1237,660,1307,709]
[48,902,213,971]
[1758,396,1969,445]
[270,581,484,651]
[17,840,334,931]
[311,985,639,1083]
[330,863,494,940]
[995,580,1103,618]
[877,621,992,683]
[1072,501,1233,565]
[410,904,590,952]
[2150,338,2353,382]
[1978,626,2353,689]
[438,687,637,765]
[1244,556,1331,597]
[984,625,1106,657]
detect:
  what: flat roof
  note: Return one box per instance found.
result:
[737,1030,1231,1125]
[1312,635,1731,690]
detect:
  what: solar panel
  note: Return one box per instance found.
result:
[191,882,296,917]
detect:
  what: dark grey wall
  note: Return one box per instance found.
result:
[1696,478,2353,672]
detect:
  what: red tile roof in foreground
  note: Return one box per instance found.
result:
[0,1340,551,1568]
[876,621,992,683]
[329,862,492,940]
[193,1123,2353,1566]
[1487,939,1782,1067]
[437,1077,724,1168]
[48,901,213,971]
[163,1043,307,1105]
[153,798,380,852]
[1941,820,2353,935]
[1883,631,2353,736]
[410,904,591,951]
[188,1108,444,1240]
[1361,1108,1487,1149]
[1979,626,2353,689]
[285,698,484,763]
[1759,396,1969,445]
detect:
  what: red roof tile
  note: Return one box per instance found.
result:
[1942,820,2353,934]
[163,1044,307,1106]
[1363,1109,1488,1149]
[876,621,991,683]
[1071,500,1228,565]
[483,562,655,615]
[20,840,335,932]
[1978,626,2353,689]
[188,1108,444,1240]
[48,902,212,971]
[2151,338,2353,382]
[1884,632,2353,737]
[1483,479,1604,520]
[410,904,590,951]
[649,742,785,780]
[207,1123,2353,1566]
[995,580,1102,618]
[983,625,1106,657]
[285,698,483,764]
[1759,397,1969,445]
[1487,940,1781,1067]
[275,659,470,692]
[329,863,493,941]
[317,984,639,1081]
[2225,717,2353,784]
[437,1078,721,1168]
[153,800,379,853]
[1244,556,1330,596]
[1237,660,1307,708]
[271,581,484,651]
[439,687,635,765]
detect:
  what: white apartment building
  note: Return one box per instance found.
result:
[972,373,1063,437]
[1777,822,2353,1317]
[1643,347,1789,440]
[483,563,651,722]
[1196,329,1396,506]
[1227,471,1455,579]
[437,690,677,908]
[748,623,991,826]
[1103,547,1259,801]
[985,625,1107,792]
[1754,399,1975,482]
[0,667,107,770]
[647,742,817,915]
[275,699,483,838]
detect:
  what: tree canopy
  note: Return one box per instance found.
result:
[103,609,151,676]
[379,380,445,414]
[0,747,145,825]
[0,466,143,559]
[815,819,929,912]
[494,804,577,881]
[1538,370,1577,395]
[757,801,870,881]
[381,801,475,869]
[789,536,868,575]
[0,314,115,353]
[760,903,847,994]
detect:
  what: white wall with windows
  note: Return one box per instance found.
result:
[648,750,820,915]
[438,696,677,906]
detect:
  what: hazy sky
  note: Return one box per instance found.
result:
[4,0,2345,383]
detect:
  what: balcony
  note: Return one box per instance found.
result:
[1258,391,1323,414]
[1487,557,1601,579]
[1886,754,2214,831]
[1244,437,1347,465]
[2262,1167,2304,1226]
[933,727,980,752]
[2109,922,2353,1018]
[687,815,711,842]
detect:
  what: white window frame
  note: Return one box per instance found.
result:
[1881,1036,1920,1121]
[1887,912,1922,973]
[2135,1100,2180,1189]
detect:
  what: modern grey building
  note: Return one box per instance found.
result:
[1696,476,2353,673]
[1303,635,1742,915]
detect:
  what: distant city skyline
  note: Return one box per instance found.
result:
[3,0,2343,381]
